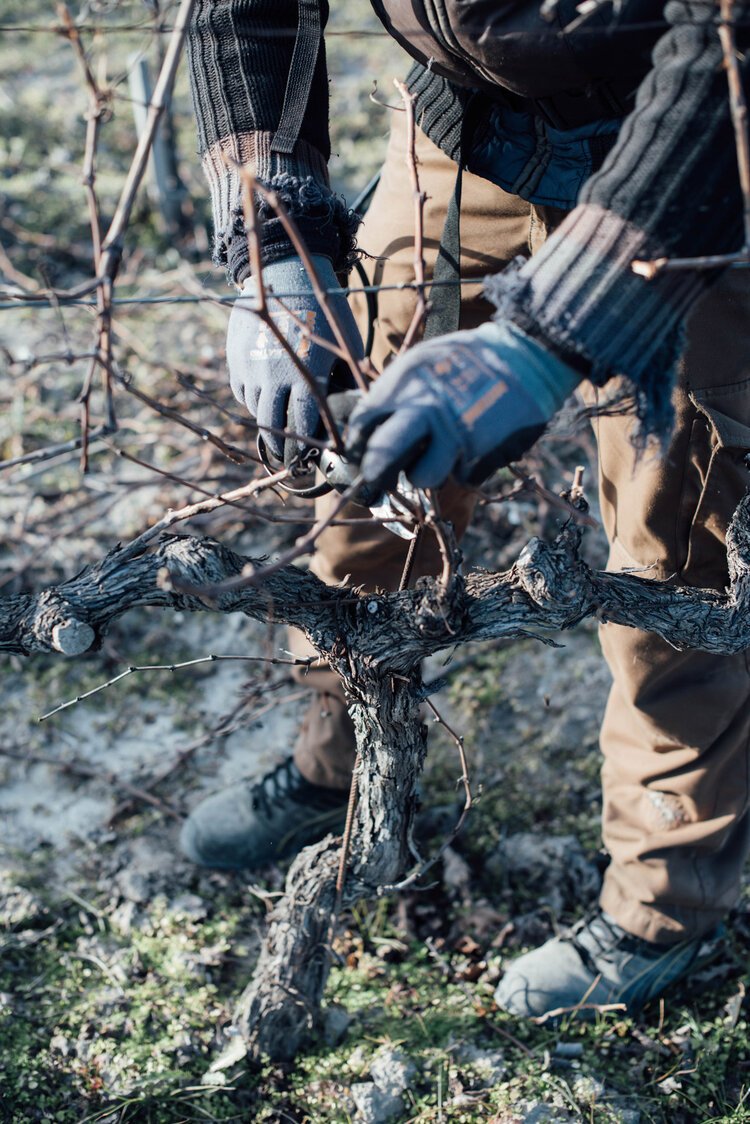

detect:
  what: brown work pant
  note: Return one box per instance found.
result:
[291,112,750,944]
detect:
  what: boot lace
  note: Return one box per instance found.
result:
[249,757,304,818]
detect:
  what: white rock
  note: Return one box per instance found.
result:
[518,1102,571,1123]
[370,1046,416,1095]
[351,1082,404,1123]
[456,1043,506,1084]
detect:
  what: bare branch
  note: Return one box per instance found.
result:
[98,0,195,284]
[394,78,430,353]
[38,652,313,721]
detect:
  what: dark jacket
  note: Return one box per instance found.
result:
[188,0,749,435]
[371,0,662,104]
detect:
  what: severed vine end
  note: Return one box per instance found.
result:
[51,619,96,656]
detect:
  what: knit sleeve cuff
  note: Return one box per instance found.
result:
[484,203,710,442]
[201,131,360,285]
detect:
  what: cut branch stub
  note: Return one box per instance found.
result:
[51,618,96,656]
[26,590,98,657]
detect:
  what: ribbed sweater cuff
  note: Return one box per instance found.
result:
[405,63,469,164]
[485,203,707,439]
[201,131,353,284]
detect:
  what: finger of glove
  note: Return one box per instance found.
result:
[405,430,463,489]
[227,301,266,414]
[359,410,432,491]
[327,292,365,360]
[256,383,291,463]
[288,384,322,455]
[345,403,394,463]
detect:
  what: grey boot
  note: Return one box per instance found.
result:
[495,911,723,1020]
[180,757,348,871]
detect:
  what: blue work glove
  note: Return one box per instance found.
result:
[346,321,581,489]
[227,255,364,463]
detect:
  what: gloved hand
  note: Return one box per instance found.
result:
[346,321,581,489]
[227,255,364,463]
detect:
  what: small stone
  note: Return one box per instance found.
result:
[442,846,472,896]
[49,1034,71,1056]
[0,872,46,929]
[323,1003,352,1045]
[109,899,138,936]
[115,867,150,904]
[111,840,179,904]
[346,1045,369,1075]
[455,1043,506,1085]
[369,1046,416,1095]
[553,1042,584,1058]
[206,1034,248,1074]
[521,1105,571,1123]
[350,1081,404,1123]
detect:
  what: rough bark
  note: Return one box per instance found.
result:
[4,494,750,1060]
[4,494,750,663]
[233,674,426,1058]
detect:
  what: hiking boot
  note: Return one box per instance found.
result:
[179,757,349,870]
[494,910,723,1020]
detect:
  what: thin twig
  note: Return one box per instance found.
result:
[114,369,259,466]
[379,698,472,894]
[107,685,309,825]
[425,488,461,594]
[38,653,313,721]
[58,3,108,269]
[493,467,600,529]
[0,426,115,473]
[98,0,195,284]
[114,467,293,565]
[424,937,535,1058]
[181,476,364,593]
[394,79,430,353]
[254,181,369,392]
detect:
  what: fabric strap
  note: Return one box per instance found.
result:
[271,0,322,155]
[423,93,484,340]
[423,165,463,340]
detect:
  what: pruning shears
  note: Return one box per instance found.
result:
[256,389,425,540]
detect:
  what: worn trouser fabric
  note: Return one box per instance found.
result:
[291,111,750,944]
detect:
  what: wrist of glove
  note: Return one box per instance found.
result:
[226,255,363,464]
[346,321,580,489]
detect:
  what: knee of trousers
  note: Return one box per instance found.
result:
[586,269,750,596]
